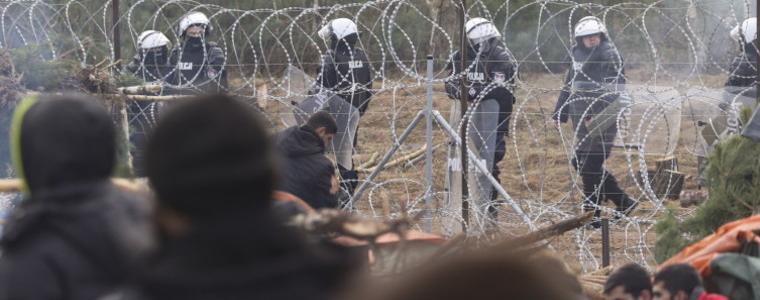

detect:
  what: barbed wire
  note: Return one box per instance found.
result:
[0,0,756,271]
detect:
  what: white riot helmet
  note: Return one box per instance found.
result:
[465,17,501,44]
[574,16,607,38]
[318,18,358,41]
[137,30,170,50]
[730,17,757,44]
[178,11,211,37]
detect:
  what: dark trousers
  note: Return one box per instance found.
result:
[571,150,627,211]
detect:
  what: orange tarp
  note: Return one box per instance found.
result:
[660,214,760,276]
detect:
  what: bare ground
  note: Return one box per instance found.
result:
[258,70,728,271]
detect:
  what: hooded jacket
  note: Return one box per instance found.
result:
[275,125,337,209]
[553,39,626,153]
[114,213,355,300]
[315,34,373,116]
[0,96,152,300]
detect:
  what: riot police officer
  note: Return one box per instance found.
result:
[697,17,759,181]
[315,18,373,115]
[725,17,757,100]
[445,17,516,222]
[314,18,373,196]
[170,12,227,94]
[124,30,172,176]
[552,16,636,228]
[126,30,173,82]
[731,17,760,142]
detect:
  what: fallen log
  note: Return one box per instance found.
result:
[357,144,432,173]
[118,84,162,95]
[494,212,594,249]
[289,209,414,241]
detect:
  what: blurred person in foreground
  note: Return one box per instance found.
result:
[117,94,352,299]
[359,249,586,300]
[653,264,727,300]
[276,111,340,209]
[0,94,152,300]
[604,263,653,300]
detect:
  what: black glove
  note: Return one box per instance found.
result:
[445,79,461,100]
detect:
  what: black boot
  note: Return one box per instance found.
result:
[599,171,636,219]
[613,195,637,220]
[486,189,500,230]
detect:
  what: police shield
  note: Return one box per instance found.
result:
[294,91,360,170]
[280,65,315,127]
[614,85,682,157]
[444,100,464,236]
[684,87,755,157]
[466,99,499,228]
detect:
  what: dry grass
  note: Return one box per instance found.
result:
[259,70,729,270]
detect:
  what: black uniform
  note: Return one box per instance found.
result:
[125,47,174,83]
[0,97,151,300]
[169,38,227,94]
[553,38,633,219]
[125,48,172,176]
[445,37,516,193]
[275,125,338,209]
[315,34,373,116]
[723,43,758,102]
[314,33,372,195]
[730,43,760,142]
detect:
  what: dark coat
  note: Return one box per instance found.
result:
[125,47,174,83]
[445,37,516,136]
[169,39,227,94]
[110,214,354,300]
[445,38,517,104]
[0,184,151,300]
[553,40,626,153]
[275,125,337,209]
[724,43,758,100]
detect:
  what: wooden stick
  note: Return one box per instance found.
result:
[357,144,428,173]
[0,179,22,192]
[104,59,122,70]
[104,94,193,101]
[0,178,147,193]
[358,152,380,170]
[118,84,162,95]
[94,58,109,69]
[405,143,441,168]
[494,212,594,249]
